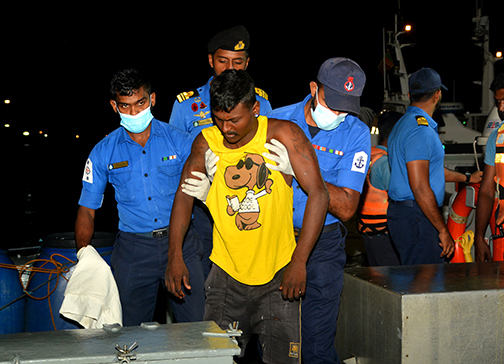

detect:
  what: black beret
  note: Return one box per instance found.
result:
[207,25,250,54]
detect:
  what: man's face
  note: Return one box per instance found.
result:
[495,89,504,121]
[110,86,155,115]
[208,49,249,77]
[212,101,260,148]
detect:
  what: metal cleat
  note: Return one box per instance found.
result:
[115,341,138,363]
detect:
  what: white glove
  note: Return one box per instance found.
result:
[205,148,219,182]
[181,171,211,203]
[263,139,295,178]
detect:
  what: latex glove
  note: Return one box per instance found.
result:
[263,139,295,178]
[181,171,211,203]
[205,148,219,182]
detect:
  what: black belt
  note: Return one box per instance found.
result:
[134,227,168,238]
[390,199,416,207]
[294,222,340,237]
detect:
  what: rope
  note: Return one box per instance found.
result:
[456,230,475,263]
[0,253,76,331]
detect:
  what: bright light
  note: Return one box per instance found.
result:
[4,100,10,104]
[23,131,30,136]
[39,131,43,135]
[405,24,412,32]
[4,124,10,128]
[44,134,48,138]
[496,51,503,58]
[75,135,80,139]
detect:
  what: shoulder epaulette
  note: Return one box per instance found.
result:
[416,115,428,126]
[255,87,268,100]
[176,89,200,103]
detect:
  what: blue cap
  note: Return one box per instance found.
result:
[408,68,447,94]
[317,58,366,114]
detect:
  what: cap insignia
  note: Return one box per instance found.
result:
[344,77,355,92]
[234,41,245,51]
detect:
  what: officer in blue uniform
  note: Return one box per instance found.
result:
[169,25,272,278]
[387,67,481,265]
[267,58,370,364]
[75,69,205,326]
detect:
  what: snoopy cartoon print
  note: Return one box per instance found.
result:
[224,153,274,231]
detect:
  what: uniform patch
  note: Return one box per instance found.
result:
[108,161,129,170]
[351,151,368,173]
[289,342,300,358]
[416,116,429,126]
[162,155,177,161]
[255,87,269,100]
[82,158,93,183]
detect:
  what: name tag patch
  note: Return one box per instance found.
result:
[108,161,129,170]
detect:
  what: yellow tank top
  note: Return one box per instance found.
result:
[202,116,295,285]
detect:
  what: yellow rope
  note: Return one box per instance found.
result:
[456,230,474,263]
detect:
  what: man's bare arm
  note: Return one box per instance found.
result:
[269,119,329,300]
[474,163,495,261]
[407,159,455,258]
[75,206,96,251]
[166,133,209,299]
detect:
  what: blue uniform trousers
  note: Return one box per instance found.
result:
[111,224,205,326]
[387,200,445,265]
[299,224,346,364]
[192,200,214,279]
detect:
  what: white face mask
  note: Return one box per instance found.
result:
[116,97,154,134]
[310,87,347,131]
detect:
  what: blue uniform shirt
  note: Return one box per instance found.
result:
[78,119,194,233]
[369,145,390,191]
[268,95,371,228]
[169,77,272,133]
[388,106,445,206]
[484,127,498,166]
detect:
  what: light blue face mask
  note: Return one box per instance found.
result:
[118,102,154,134]
[310,87,347,131]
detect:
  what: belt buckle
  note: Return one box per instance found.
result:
[293,228,300,237]
[152,228,168,238]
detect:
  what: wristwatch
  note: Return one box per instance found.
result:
[465,172,471,184]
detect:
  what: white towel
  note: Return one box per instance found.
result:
[59,245,122,328]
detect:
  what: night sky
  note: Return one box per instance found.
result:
[1,1,503,247]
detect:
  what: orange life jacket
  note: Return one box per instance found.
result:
[357,146,389,235]
[494,124,504,226]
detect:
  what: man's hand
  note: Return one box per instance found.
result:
[469,170,483,184]
[181,171,211,203]
[165,258,191,299]
[279,260,306,301]
[263,139,295,177]
[438,229,455,258]
[474,237,493,262]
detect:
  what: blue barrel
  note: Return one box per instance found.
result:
[0,249,25,334]
[25,232,115,332]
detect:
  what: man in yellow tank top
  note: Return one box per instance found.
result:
[166,69,329,363]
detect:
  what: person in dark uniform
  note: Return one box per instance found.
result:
[75,69,205,326]
[267,57,371,364]
[169,25,272,279]
[387,68,482,265]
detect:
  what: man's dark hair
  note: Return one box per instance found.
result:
[490,73,504,93]
[377,111,402,144]
[110,68,152,99]
[210,69,256,113]
[409,86,440,103]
